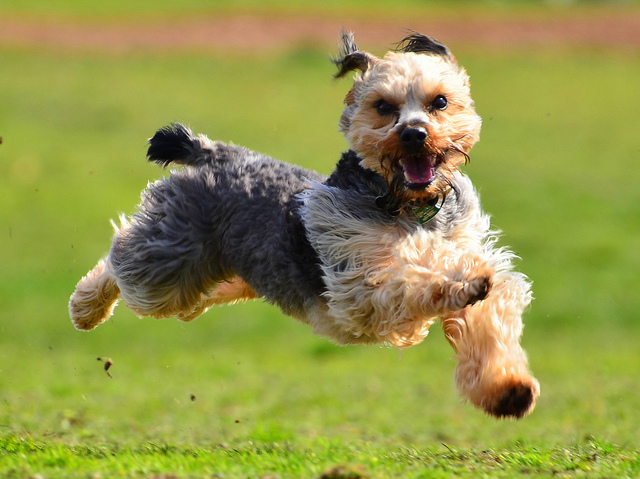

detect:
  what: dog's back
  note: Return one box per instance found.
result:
[70,124,326,330]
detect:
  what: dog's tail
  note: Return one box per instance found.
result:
[69,259,120,331]
[147,123,214,168]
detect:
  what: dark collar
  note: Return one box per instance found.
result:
[375,187,451,224]
[325,150,450,224]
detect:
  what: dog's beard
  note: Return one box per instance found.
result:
[368,144,468,216]
[376,167,453,216]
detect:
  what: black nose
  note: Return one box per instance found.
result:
[400,127,427,149]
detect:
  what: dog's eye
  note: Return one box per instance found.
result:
[431,95,448,111]
[376,101,397,116]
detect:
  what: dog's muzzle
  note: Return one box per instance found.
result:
[398,126,435,187]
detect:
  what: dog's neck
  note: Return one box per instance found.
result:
[407,192,450,224]
[325,150,449,224]
[374,188,451,223]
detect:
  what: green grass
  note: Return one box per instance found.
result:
[3,435,639,478]
[1,14,640,478]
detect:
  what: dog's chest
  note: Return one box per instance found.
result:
[300,182,438,273]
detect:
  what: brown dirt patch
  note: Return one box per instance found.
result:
[1,11,640,53]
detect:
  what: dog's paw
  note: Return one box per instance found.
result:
[429,273,493,314]
[443,274,493,312]
[456,367,540,420]
[485,378,540,419]
[465,274,493,306]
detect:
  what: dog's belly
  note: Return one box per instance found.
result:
[205,277,258,305]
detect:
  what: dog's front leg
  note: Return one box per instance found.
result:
[440,270,540,418]
[372,235,495,319]
[328,239,495,348]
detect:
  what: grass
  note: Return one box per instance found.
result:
[1,9,640,478]
[3,435,639,478]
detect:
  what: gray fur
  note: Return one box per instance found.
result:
[110,127,327,317]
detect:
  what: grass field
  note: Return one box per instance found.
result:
[1,3,640,478]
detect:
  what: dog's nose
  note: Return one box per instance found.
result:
[400,127,427,149]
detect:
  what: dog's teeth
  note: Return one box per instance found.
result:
[399,159,404,167]
[404,171,411,182]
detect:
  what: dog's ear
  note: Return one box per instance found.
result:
[396,32,455,63]
[333,31,379,78]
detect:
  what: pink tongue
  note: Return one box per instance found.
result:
[403,156,435,184]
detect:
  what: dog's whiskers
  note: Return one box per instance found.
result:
[449,143,471,165]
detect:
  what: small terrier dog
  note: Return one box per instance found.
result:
[70,32,539,418]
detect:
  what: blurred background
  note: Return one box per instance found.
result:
[1,0,639,449]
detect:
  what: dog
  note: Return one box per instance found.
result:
[70,32,539,418]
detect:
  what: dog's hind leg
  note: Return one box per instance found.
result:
[69,258,120,331]
[176,277,259,322]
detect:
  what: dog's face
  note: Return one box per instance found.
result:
[335,33,481,207]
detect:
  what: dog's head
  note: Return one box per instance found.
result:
[335,32,481,210]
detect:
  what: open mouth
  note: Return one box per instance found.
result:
[399,155,436,188]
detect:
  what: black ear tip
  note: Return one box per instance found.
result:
[333,51,377,79]
[333,31,378,79]
[333,30,360,77]
[337,30,358,56]
[396,32,452,60]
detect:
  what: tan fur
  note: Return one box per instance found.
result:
[176,278,259,323]
[441,271,539,418]
[300,176,495,348]
[69,259,120,331]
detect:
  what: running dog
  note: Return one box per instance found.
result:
[70,32,539,418]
